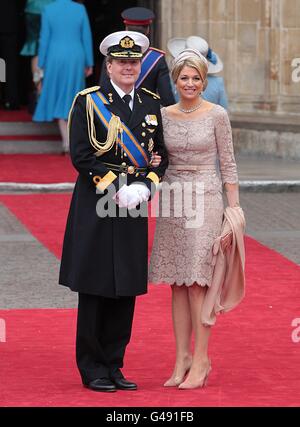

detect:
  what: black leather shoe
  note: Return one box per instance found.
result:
[112,377,138,390]
[84,378,117,392]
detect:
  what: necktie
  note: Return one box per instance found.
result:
[122,94,132,117]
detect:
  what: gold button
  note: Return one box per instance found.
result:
[124,153,127,157]
[141,143,145,147]
[142,123,146,127]
[142,132,146,137]
[93,176,101,184]
[121,162,126,166]
[127,166,135,174]
[121,172,126,177]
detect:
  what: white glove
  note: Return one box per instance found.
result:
[114,185,141,209]
[126,185,143,209]
[114,184,150,209]
[128,183,150,203]
[114,185,130,208]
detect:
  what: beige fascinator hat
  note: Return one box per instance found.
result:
[168,36,223,74]
[167,37,187,58]
[172,48,208,68]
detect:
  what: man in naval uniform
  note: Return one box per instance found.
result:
[59,31,168,392]
[99,7,175,107]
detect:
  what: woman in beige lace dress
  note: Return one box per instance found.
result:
[149,49,240,389]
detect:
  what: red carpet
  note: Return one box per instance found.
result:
[0,107,32,122]
[0,155,77,184]
[0,194,300,406]
[0,135,60,141]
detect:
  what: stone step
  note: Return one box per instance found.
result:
[0,121,59,136]
[0,138,63,154]
[230,113,300,160]
[0,121,61,152]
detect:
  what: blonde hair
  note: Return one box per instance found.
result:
[171,50,208,90]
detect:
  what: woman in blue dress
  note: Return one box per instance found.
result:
[33,0,94,152]
[20,0,54,79]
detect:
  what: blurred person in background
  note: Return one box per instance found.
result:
[0,0,20,110]
[33,0,93,153]
[20,0,54,88]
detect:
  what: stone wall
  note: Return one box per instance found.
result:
[158,0,300,157]
[158,0,300,115]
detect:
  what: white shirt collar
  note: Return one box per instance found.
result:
[110,80,135,110]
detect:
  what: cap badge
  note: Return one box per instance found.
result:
[120,36,135,49]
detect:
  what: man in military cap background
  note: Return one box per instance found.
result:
[59,30,168,392]
[99,7,175,107]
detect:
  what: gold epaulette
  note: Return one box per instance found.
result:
[141,87,160,100]
[79,86,101,96]
[149,46,166,55]
[67,87,100,138]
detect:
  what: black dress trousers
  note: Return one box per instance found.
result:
[76,293,136,384]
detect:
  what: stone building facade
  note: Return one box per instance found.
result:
[156,0,300,159]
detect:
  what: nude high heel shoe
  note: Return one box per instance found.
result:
[164,357,193,387]
[178,360,212,390]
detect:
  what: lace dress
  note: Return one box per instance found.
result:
[148,105,238,287]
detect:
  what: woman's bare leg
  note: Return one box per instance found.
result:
[179,284,211,389]
[58,119,69,153]
[164,285,193,386]
[31,56,38,76]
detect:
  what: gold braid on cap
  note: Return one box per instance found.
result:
[85,94,123,157]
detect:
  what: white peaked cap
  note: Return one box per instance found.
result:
[100,31,149,58]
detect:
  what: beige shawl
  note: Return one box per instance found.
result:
[201,206,246,326]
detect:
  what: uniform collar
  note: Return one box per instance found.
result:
[100,80,133,123]
[110,80,135,104]
[100,80,150,130]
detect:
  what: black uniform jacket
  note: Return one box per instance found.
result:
[59,80,168,298]
[99,48,175,107]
